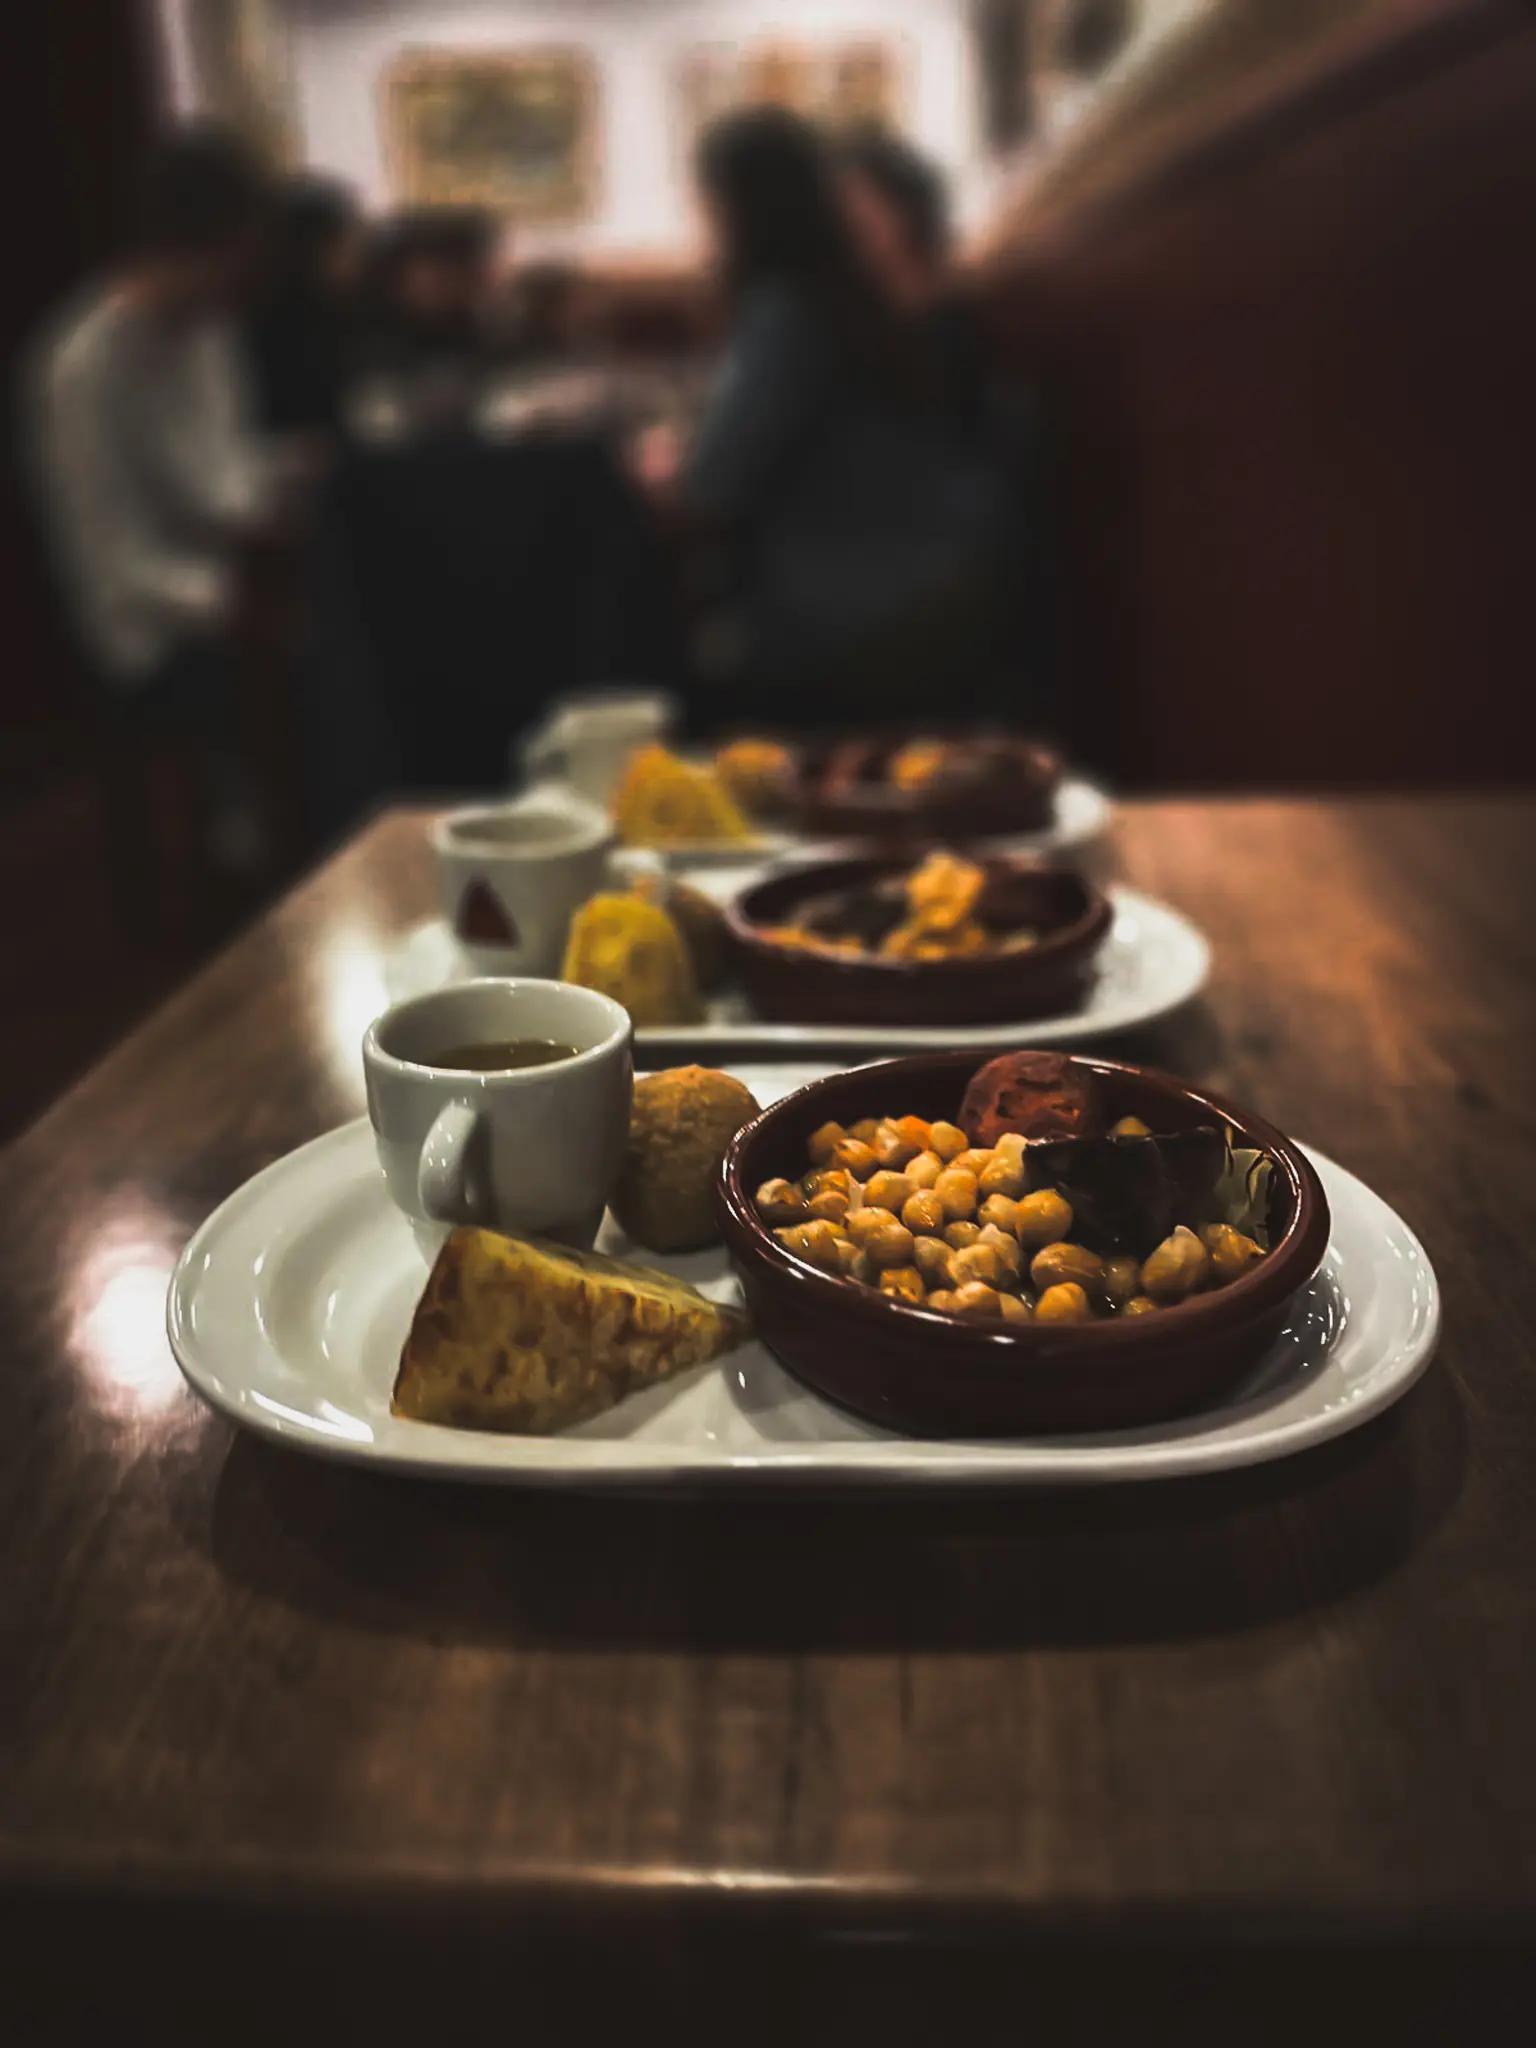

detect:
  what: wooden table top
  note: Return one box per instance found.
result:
[4,796,1535,1999]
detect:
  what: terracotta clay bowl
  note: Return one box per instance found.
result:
[717,1052,1332,1437]
[725,855,1112,1027]
[789,731,1063,841]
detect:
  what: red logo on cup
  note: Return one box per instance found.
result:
[456,879,518,947]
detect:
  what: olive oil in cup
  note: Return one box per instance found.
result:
[363,980,633,1249]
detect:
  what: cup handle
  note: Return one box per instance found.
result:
[417,1101,483,1224]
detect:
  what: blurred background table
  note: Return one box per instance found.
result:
[3,795,1534,2032]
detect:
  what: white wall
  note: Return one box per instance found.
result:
[275,0,987,257]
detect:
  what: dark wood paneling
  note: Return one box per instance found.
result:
[985,7,1536,788]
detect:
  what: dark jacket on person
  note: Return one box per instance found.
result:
[684,280,1034,720]
[245,289,352,438]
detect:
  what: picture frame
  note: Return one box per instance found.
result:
[382,48,600,220]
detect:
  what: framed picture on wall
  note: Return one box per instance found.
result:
[382,48,600,220]
[743,42,816,111]
[826,42,901,129]
[674,36,905,159]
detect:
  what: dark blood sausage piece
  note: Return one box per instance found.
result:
[959,1051,1100,1148]
[820,740,884,798]
[1021,1126,1228,1255]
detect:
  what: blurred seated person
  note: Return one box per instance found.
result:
[840,128,1058,717]
[837,128,987,407]
[244,173,364,443]
[679,109,1028,727]
[28,125,276,871]
[352,208,498,407]
[838,129,951,312]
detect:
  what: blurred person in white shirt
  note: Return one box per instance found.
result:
[28,126,274,874]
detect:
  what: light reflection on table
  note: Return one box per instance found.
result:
[308,915,395,1105]
[65,1196,186,1416]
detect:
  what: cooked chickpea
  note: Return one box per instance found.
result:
[952,1148,995,1179]
[847,1207,896,1249]
[928,1120,968,1162]
[1103,1254,1141,1308]
[850,1117,880,1144]
[807,1120,846,1164]
[1029,1242,1106,1297]
[864,1170,913,1213]
[950,1242,1008,1291]
[755,1177,805,1225]
[1121,1294,1159,1317]
[952,1281,1004,1322]
[925,1289,959,1315]
[863,1219,916,1270]
[944,1219,982,1250]
[997,1291,1033,1326]
[879,1265,926,1306]
[977,1154,1025,1200]
[901,1190,947,1236]
[976,1224,1023,1281]
[1201,1223,1264,1286]
[892,1115,932,1155]
[993,1130,1028,1166]
[913,1235,953,1285]
[874,1121,920,1170]
[805,1187,852,1225]
[905,1149,943,1191]
[832,1238,868,1280]
[1035,1282,1092,1324]
[1111,1115,1151,1139]
[1014,1188,1074,1249]
[831,1137,880,1181]
[933,1167,978,1221]
[774,1220,846,1273]
[978,1193,1021,1237]
[1140,1225,1209,1301]
[803,1166,857,1200]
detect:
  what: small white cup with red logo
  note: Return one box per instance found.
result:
[431,797,630,977]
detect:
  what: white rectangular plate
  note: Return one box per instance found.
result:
[168,1064,1438,1489]
[388,884,1210,1051]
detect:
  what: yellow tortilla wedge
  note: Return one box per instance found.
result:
[394,1227,748,1433]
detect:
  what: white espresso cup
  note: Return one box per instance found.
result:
[432,798,639,977]
[519,689,678,805]
[364,979,633,1248]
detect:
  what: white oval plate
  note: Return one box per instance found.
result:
[168,1064,1439,1490]
[387,884,1209,1052]
[605,773,1113,868]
